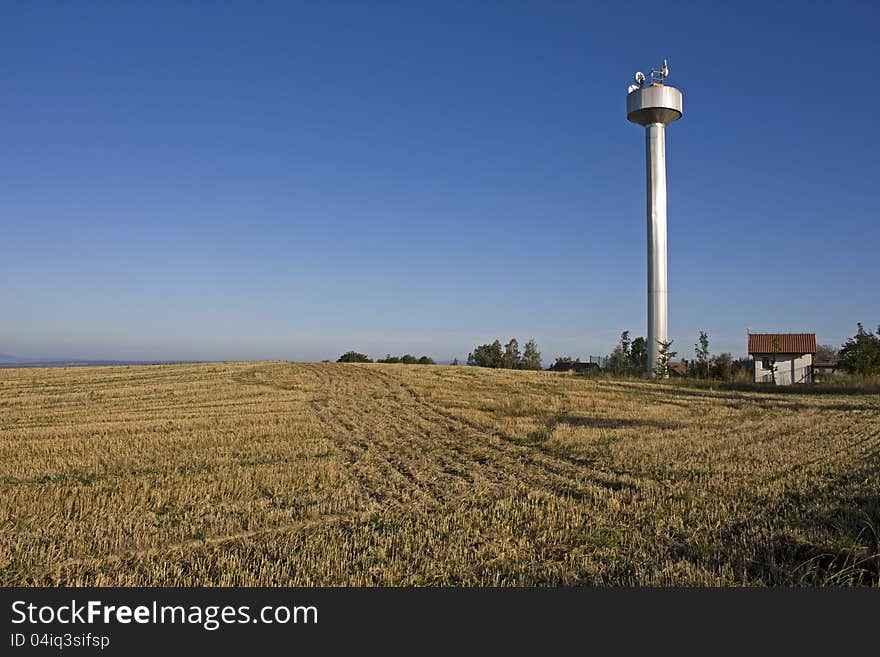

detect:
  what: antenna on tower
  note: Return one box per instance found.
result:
[648,59,669,85]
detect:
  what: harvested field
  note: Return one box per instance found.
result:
[1,362,878,586]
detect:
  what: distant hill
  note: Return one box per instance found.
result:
[0,354,203,368]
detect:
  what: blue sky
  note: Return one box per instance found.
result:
[2,1,877,363]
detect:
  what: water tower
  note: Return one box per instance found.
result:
[626,60,683,377]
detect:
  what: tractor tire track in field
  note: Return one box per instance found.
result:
[249,363,622,515]
[384,370,640,493]
[305,365,488,511]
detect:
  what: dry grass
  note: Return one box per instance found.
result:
[1,362,878,586]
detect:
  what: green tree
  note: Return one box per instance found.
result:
[694,331,710,379]
[731,357,753,380]
[501,338,521,369]
[467,340,503,368]
[764,336,781,384]
[605,347,625,376]
[417,356,436,365]
[711,352,733,380]
[337,351,372,363]
[450,357,460,366]
[652,339,677,378]
[606,330,633,376]
[838,323,880,376]
[520,338,542,370]
[815,344,839,362]
[619,331,632,372]
[629,336,648,375]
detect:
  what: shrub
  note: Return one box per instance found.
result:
[337,351,372,363]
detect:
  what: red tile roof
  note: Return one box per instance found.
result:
[668,361,687,376]
[748,333,816,354]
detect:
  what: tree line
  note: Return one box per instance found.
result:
[467,338,542,370]
[378,354,436,365]
[334,322,880,378]
[336,351,435,365]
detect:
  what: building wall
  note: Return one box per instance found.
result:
[753,353,813,384]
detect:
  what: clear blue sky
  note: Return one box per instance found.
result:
[2,1,877,362]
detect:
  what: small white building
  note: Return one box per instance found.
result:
[748,333,815,384]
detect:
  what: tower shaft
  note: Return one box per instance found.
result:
[645,122,668,377]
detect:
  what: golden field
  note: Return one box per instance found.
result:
[1,361,878,586]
